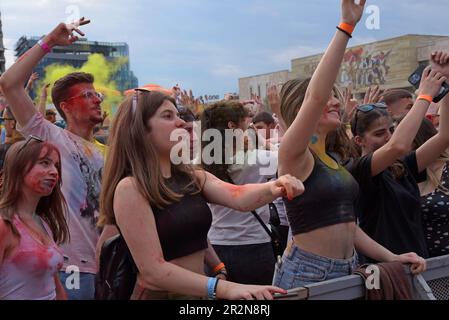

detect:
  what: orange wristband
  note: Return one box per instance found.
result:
[417,95,433,103]
[338,22,355,35]
[212,262,225,274]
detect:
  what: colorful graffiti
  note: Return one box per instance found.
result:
[339,47,392,89]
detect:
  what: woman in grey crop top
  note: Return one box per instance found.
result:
[273,0,426,290]
[98,88,304,300]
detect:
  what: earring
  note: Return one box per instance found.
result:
[310,135,318,145]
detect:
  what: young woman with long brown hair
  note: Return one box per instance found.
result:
[98,90,303,300]
[0,136,69,299]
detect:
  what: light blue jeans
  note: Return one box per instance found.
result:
[272,243,358,290]
[59,271,96,300]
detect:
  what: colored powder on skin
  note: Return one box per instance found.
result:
[226,184,246,198]
[39,54,124,116]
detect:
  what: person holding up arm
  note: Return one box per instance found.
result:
[274,0,426,290]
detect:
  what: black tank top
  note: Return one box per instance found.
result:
[285,153,359,235]
[152,173,212,261]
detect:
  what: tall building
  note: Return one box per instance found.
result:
[15,36,138,94]
[0,11,6,74]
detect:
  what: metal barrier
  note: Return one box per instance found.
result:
[274,254,449,300]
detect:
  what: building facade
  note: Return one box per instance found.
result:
[239,35,449,99]
[239,70,290,101]
[0,11,6,74]
[14,36,138,94]
[291,34,448,95]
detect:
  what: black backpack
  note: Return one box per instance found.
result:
[95,233,138,300]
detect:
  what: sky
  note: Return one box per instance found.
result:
[1,0,449,98]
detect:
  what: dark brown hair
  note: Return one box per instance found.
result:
[252,111,275,126]
[51,72,94,121]
[200,100,248,183]
[0,140,69,244]
[381,89,413,106]
[350,107,407,179]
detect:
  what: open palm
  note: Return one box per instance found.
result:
[341,0,366,26]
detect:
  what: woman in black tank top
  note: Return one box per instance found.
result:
[98,90,304,300]
[273,0,426,290]
[347,60,449,261]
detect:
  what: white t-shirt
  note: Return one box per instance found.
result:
[208,149,278,245]
[18,113,104,274]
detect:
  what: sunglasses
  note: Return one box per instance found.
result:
[18,135,44,153]
[66,91,105,102]
[352,103,388,135]
[131,88,152,115]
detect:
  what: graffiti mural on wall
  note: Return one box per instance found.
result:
[339,47,392,89]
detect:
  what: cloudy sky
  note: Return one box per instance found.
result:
[1,0,449,97]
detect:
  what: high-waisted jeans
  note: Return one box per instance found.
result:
[272,243,358,290]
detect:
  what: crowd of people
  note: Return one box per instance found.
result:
[1,0,449,300]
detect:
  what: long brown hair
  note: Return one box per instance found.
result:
[0,140,69,244]
[98,91,200,226]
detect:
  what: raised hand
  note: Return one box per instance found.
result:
[40,83,50,99]
[430,51,449,78]
[342,87,358,123]
[44,17,90,47]
[419,66,447,98]
[267,84,281,115]
[363,85,382,105]
[25,72,39,93]
[341,0,367,26]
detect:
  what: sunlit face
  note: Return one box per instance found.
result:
[64,83,103,126]
[317,94,341,132]
[356,116,394,155]
[147,100,187,155]
[388,97,414,119]
[23,149,60,197]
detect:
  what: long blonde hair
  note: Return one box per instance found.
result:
[0,140,69,244]
[98,91,200,226]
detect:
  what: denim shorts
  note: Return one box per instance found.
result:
[272,244,359,290]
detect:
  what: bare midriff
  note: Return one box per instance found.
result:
[136,250,206,291]
[291,221,357,260]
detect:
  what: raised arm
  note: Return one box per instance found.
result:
[279,0,366,170]
[114,177,286,300]
[370,66,447,176]
[0,18,88,127]
[416,51,449,172]
[38,83,51,115]
[198,171,304,212]
[25,72,39,96]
